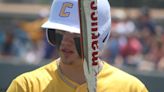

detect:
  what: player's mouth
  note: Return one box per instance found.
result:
[61,48,74,55]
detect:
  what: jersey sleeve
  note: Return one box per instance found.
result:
[130,77,149,92]
[141,87,149,92]
[7,79,26,92]
[6,73,29,92]
[137,83,148,92]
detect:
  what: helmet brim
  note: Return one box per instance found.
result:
[42,21,80,34]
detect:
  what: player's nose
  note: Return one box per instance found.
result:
[61,32,75,46]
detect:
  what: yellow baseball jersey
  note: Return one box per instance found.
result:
[7,60,148,92]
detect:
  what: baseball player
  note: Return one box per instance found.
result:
[7,0,148,92]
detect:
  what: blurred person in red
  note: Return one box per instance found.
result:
[120,34,143,68]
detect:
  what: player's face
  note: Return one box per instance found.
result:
[58,31,82,65]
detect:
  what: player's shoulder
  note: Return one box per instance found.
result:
[102,61,138,79]
[98,61,148,92]
[101,61,148,90]
[13,59,58,83]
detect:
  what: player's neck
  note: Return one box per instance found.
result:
[59,59,86,85]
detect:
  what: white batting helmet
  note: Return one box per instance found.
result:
[42,0,111,52]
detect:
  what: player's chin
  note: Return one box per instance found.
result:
[60,53,72,60]
[62,60,74,65]
[60,56,74,65]
[61,55,81,65]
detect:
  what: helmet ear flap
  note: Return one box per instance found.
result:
[46,29,56,46]
[46,29,63,49]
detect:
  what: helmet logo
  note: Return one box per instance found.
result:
[59,2,73,17]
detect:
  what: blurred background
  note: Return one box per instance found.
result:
[0,0,164,92]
